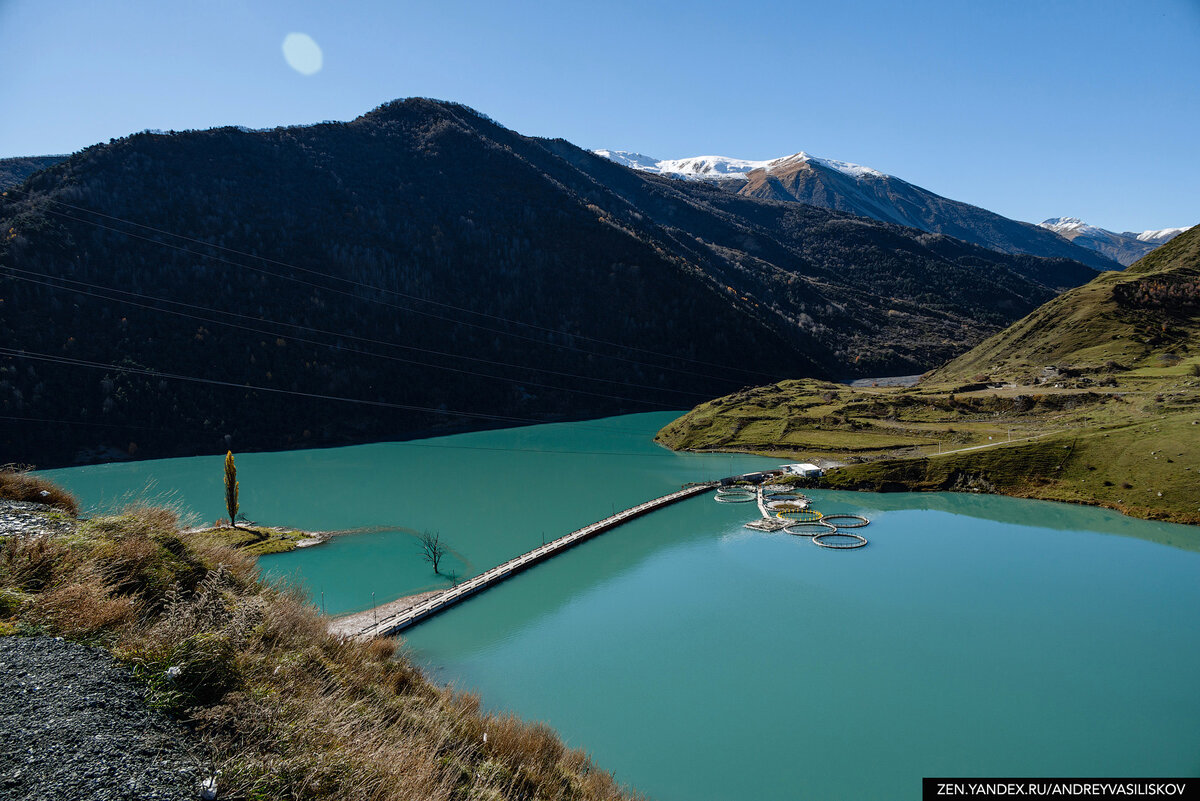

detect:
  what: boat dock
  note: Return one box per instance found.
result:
[343,481,719,639]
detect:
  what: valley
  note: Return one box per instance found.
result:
[1,99,1097,467]
[658,225,1200,524]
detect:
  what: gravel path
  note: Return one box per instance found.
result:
[0,636,207,801]
[0,500,76,538]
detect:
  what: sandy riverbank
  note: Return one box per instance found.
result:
[327,590,446,638]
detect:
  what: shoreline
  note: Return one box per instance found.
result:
[711,446,1200,527]
[327,591,446,639]
[184,522,332,555]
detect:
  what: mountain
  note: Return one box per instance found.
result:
[0,155,69,190]
[932,221,1200,381]
[1039,217,1193,266]
[0,98,1097,466]
[1135,226,1192,244]
[654,223,1200,524]
[595,150,1122,271]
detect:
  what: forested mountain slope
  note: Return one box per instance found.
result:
[0,98,1096,465]
[0,155,68,190]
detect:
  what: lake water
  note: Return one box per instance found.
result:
[41,413,1200,799]
[39,412,776,613]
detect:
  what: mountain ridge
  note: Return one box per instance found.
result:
[654,224,1200,524]
[595,149,1123,271]
[0,97,1097,466]
[1039,216,1193,266]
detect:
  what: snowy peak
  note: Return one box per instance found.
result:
[591,150,662,172]
[1039,218,1193,267]
[1132,226,1192,244]
[593,147,1124,271]
[1041,218,1192,243]
[1040,217,1102,236]
[593,150,888,182]
[655,154,774,180]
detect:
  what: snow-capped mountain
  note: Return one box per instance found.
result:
[1039,218,1193,266]
[1135,226,1192,244]
[597,151,886,181]
[595,149,1121,271]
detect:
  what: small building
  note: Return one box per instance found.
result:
[737,471,780,484]
[782,463,822,478]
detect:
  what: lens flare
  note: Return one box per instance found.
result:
[282,33,323,76]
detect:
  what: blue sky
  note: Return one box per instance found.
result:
[1,0,1197,232]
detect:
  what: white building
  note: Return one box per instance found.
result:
[781,463,822,478]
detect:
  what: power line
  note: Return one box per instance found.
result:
[1,265,711,401]
[0,412,686,458]
[0,414,163,431]
[5,186,784,383]
[0,347,675,436]
[1,268,688,409]
[34,204,745,387]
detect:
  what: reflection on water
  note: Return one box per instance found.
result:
[404,491,1200,800]
[39,412,776,613]
[40,413,1200,799]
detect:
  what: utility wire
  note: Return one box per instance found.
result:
[2,268,690,408]
[4,187,782,382]
[32,204,745,387]
[1,265,711,401]
[0,347,676,436]
[0,412,695,458]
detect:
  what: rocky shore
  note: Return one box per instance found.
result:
[0,636,208,801]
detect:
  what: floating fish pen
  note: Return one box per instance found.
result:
[744,518,789,532]
[716,480,873,548]
[782,520,836,537]
[776,508,824,523]
[714,488,756,503]
[766,498,810,512]
[812,531,868,549]
[819,514,870,529]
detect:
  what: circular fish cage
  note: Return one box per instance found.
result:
[761,484,797,496]
[819,514,870,529]
[777,508,824,523]
[767,500,810,513]
[812,531,868,549]
[714,491,756,503]
[782,520,836,537]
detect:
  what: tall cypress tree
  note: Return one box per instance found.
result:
[224,450,239,527]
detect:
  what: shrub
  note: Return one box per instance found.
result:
[0,587,30,617]
[34,580,135,637]
[0,467,80,515]
[1,474,640,801]
[0,534,72,593]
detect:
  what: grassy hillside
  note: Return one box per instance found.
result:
[929,224,1200,381]
[0,470,637,801]
[657,226,1200,525]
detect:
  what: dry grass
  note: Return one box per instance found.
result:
[0,488,640,801]
[0,466,80,515]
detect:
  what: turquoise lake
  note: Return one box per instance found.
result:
[41,412,1200,799]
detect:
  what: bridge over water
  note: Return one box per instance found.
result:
[341,481,721,639]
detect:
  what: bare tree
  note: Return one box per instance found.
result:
[418,530,447,575]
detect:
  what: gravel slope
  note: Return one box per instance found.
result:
[0,636,207,801]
